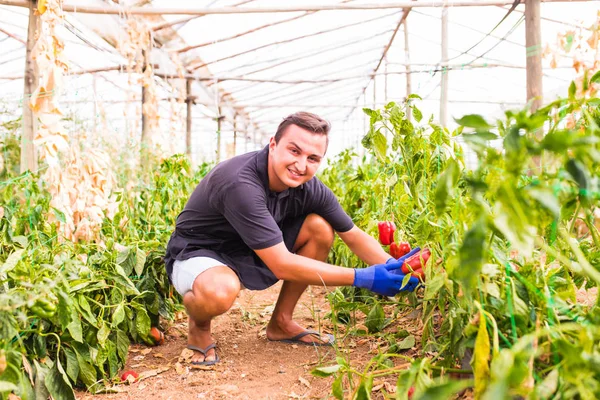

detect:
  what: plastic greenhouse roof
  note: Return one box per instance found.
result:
[0,0,599,165]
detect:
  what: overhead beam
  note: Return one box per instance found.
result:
[0,27,26,44]
[176,0,355,53]
[0,0,592,15]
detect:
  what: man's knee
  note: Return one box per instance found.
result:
[305,214,335,248]
[192,268,240,315]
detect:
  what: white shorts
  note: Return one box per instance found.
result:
[172,257,242,296]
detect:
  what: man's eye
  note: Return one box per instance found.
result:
[291,149,299,154]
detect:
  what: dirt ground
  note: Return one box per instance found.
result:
[76,283,420,400]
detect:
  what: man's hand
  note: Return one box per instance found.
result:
[387,247,429,281]
[353,260,419,296]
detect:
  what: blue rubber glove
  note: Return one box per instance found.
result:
[353,260,420,296]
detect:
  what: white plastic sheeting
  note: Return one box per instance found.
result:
[0,0,598,166]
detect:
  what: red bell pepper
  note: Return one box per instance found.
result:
[390,242,411,259]
[401,248,431,275]
[390,242,399,258]
[377,221,396,245]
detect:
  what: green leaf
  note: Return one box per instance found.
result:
[0,381,18,393]
[591,70,600,84]
[332,373,344,400]
[397,335,415,350]
[434,159,460,216]
[135,307,151,337]
[372,130,387,161]
[536,369,559,399]
[354,374,373,400]
[464,131,498,141]
[365,302,385,333]
[456,218,486,297]
[11,236,28,248]
[116,330,130,362]
[526,187,560,218]
[418,379,473,400]
[52,207,66,224]
[565,158,589,192]
[311,365,341,377]
[74,349,97,388]
[33,360,50,400]
[493,200,536,258]
[66,306,83,343]
[112,303,125,327]
[135,248,146,277]
[412,105,423,123]
[76,294,97,326]
[0,249,24,275]
[57,290,73,330]
[408,93,422,100]
[569,80,576,99]
[44,360,75,400]
[96,323,111,348]
[473,312,490,397]
[362,108,378,118]
[454,114,492,130]
[63,347,79,384]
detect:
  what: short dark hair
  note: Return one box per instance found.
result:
[274,112,331,143]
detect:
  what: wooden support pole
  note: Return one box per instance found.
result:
[525,0,543,112]
[404,18,412,121]
[440,1,449,127]
[141,44,150,155]
[20,0,39,174]
[185,78,192,158]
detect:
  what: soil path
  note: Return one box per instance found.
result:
[77,283,401,400]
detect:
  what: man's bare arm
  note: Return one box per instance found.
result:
[254,242,355,286]
[338,226,391,265]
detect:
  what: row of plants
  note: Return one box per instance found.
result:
[0,120,212,398]
[1,79,599,399]
[318,75,600,399]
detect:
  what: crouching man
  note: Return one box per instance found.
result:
[164,112,424,365]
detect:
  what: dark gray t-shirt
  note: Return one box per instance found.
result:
[165,145,354,290]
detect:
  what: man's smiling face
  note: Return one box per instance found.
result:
[267,124,327,192]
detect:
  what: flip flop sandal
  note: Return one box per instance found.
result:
[187,343,220,366]
[269,330,335,347]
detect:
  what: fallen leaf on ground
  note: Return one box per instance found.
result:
[137,366,170,381]
[371,383,383,392]
[179,348,194,363]
[153,353,165,359]
[384,381,396,393]
[141,348,152,355]
[133,355,145,361]
[175,362,186,375]
[190,364,214,371]
[298,376,311,388]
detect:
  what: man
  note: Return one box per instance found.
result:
[164,112,424,365]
